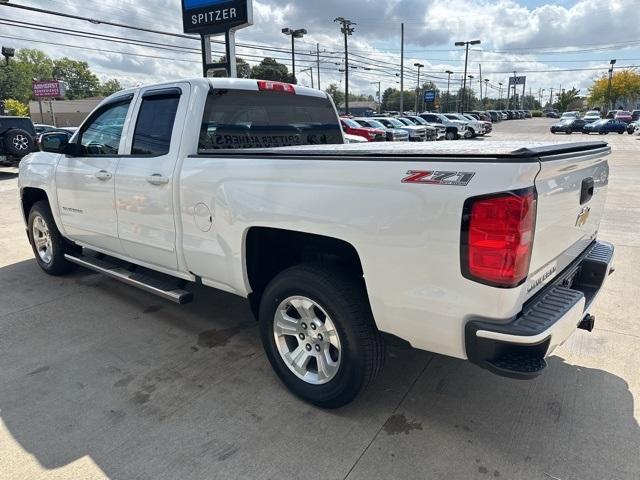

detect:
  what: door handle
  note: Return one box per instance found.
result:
[95,170,112,181]
[146,174,170,186]
[580,177,594,204]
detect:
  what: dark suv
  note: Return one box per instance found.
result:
[0,116,37,165]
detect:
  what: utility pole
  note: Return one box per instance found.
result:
[455,39,481,113]
[484,79,490,107]
[400,23,404,113]
[498,82,503,109]
[316,43,321,90]
[300,67,314,88]
[445,70,453,113]
[334,17,355,114]
[607,59,616,111]
[479,63,483,105]
[371,81,381,113]
[414,62,424,113]
[549,88,554,107]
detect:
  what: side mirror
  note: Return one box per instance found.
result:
[40,132,70,153]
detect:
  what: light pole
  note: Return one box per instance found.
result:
[444,70,453,113]
[414,62,424,113]
[498,82,503,109]
[371,81,381,113]
[454,39,481,113]
[607,59,616,111]
[467,74,474,111]
[281,28,307,82]
[484,78,490,107]
[335,17,356,114]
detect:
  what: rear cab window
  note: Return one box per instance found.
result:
[132,92,180,156]
[198,89,342,151]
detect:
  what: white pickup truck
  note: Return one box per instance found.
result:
[19,78,614,407]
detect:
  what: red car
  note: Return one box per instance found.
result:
[340,118,386,142]
[614,111,633,124]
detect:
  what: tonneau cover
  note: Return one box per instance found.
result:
[198,140,609,160]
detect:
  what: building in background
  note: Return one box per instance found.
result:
[28,98,102,127]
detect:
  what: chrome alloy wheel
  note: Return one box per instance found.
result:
[13,134,30,151]
[273,296,342,385]
[32,215,53,264]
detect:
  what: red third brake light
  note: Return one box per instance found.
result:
[461,188,537,288]
[257,80,296,94]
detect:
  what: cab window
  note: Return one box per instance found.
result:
[131,94,180,156]
[79,99,131,155]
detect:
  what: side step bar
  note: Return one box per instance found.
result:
[65,254,193,304]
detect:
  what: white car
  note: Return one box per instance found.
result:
[444,113,483,138]
[344,133,368,143]
[19,78,615,407]
[561,111,581,120]
[584,110,602,123]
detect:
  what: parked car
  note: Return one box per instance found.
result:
[626,121,638,134]
[463,113,492,135]
[583,111,602,123]
[340,118,386,142]
[22,77,614,407]
[631,110,640,121]
[582,119,627,134]
[354,118,409,142]
[444,113,484,138]
[550,118,587,134]
[373,116,428,141]
[561,111,581,120]
[419,113,467,140]
[486,110,501,122]
[614,111,633,124]
[344,133,368,143]
[544,111,560,119]
[0,116,37,165]
[399,116,441,140]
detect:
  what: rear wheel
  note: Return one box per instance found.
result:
[259,264,384,408]
[28,201,77,275]
[445,130,457,140]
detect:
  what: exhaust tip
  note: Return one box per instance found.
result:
[579,314,596,332]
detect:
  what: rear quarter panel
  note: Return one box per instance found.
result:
[179,155,541,358]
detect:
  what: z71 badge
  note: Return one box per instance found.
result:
[402,170,475,186]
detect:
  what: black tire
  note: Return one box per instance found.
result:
[565,129,572,134]
[618,131,624,135]
[259,264,384,408]
[445,130,456,140]
[28,201,78,275]
[4,129,35,157]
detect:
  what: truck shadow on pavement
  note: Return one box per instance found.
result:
[0,259,637,479]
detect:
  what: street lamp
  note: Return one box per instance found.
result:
[607,59,616,111]
[444,70,453,113]
[1,46,14,66]
[498,82,503,109]
[467,75,475,111]
[281,27,307,81]
[454,39,481,112]
[414,62,424,113]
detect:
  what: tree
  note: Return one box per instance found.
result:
[588,69,640,109]
[325,84,345,108]
[211,56,251,78]
[100,79,123,97]
[4,99,29,117]
[53,58,101,99]
[554,87,581,112]
[250,57,294,83]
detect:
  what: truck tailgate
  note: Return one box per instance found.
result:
[526,143,610,297]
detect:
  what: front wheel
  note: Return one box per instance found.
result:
[445,131,457,140]
[28,201,78,275]
[259,264,384,408]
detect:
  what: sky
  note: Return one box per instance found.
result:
[1,0,639,102]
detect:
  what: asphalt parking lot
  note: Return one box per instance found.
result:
[1,117,638,480]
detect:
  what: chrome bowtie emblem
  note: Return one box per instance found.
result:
[576,206,591,227]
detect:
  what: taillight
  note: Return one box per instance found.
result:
[257,80,296,94]
[461,188,537,288]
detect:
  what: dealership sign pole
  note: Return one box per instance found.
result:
[182,0,253,78]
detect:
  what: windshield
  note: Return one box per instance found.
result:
[586,111,600,116]
[378,118,405,128]
[396,118,413,126]
[617,111,631,116]
[408,116,428,125]
[198,89,342,151]
[362,119,386,129]
[341,118,361,128]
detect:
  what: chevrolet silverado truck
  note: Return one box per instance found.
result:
[19,78,614,408]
